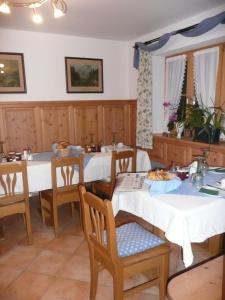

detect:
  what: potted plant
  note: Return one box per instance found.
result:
[188,101,225,144]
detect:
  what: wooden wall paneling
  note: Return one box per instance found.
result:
[33,106,43,152]
[0,106,6,152]
[2,106,38,152]
[0,100,137,153]
[97,104,103,144]
[123,104,130,145]
[102,104,126,145]
[68,105,75,145]
[73,105,99,146]
[40,106,71,151]
[129,102,137,146]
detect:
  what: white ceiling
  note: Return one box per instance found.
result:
[0,0,225,41]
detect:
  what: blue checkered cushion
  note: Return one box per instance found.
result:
[103,222,165,257]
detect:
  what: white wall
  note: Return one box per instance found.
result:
[0,29,129,101]
[128,4,225,133]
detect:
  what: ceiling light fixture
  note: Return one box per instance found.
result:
[0,0,67,23]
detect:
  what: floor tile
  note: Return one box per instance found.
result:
[58,254,90,282]
[40,277,89,300]
[27,249,71,276]
[74,240,89,257]
[0,265,22,291]
[0,245,40,271]
[46,234,84,254]
[0,271,55,300]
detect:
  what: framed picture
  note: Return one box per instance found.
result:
[0,52,27,93]
[65,57,103,93]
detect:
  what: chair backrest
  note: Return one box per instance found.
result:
[79,185,119,265]
[0,161,29,203]
[111,148,137,186]
[51,155,84,195]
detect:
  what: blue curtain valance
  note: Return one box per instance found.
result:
[134,10,225,69]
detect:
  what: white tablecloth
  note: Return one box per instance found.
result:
[26,149,150,192]
[112,188,225,267]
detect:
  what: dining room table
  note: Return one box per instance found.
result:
[111,170,225,268]
[24,147,151,193]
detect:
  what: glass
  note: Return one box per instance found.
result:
[191,171,204,189]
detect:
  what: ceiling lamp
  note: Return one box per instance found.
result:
[0,0,67,23]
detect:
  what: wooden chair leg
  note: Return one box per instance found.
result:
[113,272,123,300]
[40,196,46,225]
[52,203,59,238]
[24,205,33,245]
[159,256,169,300]
[90,254,99,300]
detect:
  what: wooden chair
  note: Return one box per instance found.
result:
[40,155,84,237]
[0,161,32,244]
[79,185,170,300]
[92,148,137,199]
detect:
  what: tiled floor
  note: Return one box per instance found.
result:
[0,195,211,300]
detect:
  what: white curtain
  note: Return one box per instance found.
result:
[193,47,219,107]
[164,55,187,131]
[136,50,153,149]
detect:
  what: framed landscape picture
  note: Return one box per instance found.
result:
[0,52,27,93]
[65,57,103,93]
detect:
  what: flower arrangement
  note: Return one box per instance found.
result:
[163,101,178,131]
[188,100,225,143]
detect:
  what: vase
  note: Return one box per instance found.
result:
[193,127,221,144]
[176,122,184,139]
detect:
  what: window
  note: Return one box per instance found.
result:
[166,42,225,107]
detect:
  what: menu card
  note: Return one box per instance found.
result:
[114,172,147,192]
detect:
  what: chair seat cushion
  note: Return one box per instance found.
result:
[116,222,165,257]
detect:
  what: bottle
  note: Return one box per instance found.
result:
[27,147,33,160]
[169,161,177,173]
[23,148,28,160]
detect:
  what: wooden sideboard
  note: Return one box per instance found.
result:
[0,100,137,153]
[149,134,225,167]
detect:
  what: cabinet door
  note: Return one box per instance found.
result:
[149,138,165,164]
[207,151,223,166]
[167,143,188,166]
